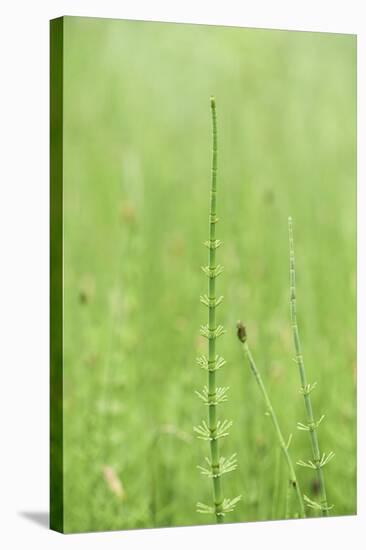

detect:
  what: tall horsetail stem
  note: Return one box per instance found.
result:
[195,98,240,522]
[208,96,223,524]
[288,217,334,516]
[236,322,306,519]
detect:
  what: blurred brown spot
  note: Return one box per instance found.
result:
[79,291,88,304]
[102,465,126,500]
[84,353,99,367]
[310,478,320,495]
[255,435,267,455]
[120,200,137,225]
[279,324,292,351]
[168,235,185,258]
[269,361,283,381]
[78,275,95,305]
[195,335,206,353]
[175,317,187,333]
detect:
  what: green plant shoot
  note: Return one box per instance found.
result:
[195,97,241,522]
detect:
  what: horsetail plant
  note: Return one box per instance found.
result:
[195,97,241,523]
[236,321,306,519]
[288,217,334,516]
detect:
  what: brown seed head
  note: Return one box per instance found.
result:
[236,320,247,343]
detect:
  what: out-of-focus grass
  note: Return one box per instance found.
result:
[62,17,356,532]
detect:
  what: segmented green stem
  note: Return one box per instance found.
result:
[288,217,331,516]
[208,97,223,522]
[195,98,240,523]
[238,328,305,519]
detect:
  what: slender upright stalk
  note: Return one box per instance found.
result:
[195,97,240,522]
[288,217,334,516]
[237,322,305,519]
[207,96,224,523]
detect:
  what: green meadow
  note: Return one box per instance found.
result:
[61,17,356,532]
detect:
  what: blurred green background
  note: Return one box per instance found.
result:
[62,16,356,533]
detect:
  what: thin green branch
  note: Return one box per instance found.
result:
[237,321,306,519]
[196,97,240,522]
[288,217,333,516]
